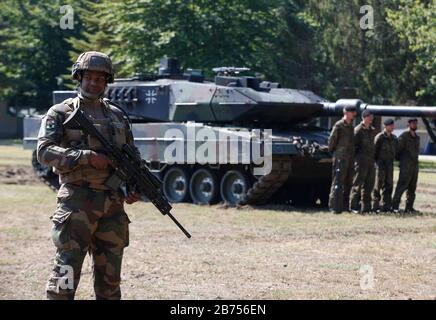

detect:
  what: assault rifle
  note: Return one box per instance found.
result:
[63,108,191,238]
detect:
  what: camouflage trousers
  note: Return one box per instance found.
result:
[350,158,375,212]
[392,162,419,211]
[329,157,354,213]
[46,183,130,300]
[372,161,394,211]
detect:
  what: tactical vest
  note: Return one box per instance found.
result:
[53,97,127,188]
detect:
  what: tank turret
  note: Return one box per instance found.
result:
[104,60,435,124]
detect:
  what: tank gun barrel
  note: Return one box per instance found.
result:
[321,99,436,118]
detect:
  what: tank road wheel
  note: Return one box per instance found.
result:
[189,168,220,205]
[220,170,250,206]
[163,167,190,203]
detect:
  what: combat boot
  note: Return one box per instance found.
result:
[329,209,342,214]
[405,208,420,214]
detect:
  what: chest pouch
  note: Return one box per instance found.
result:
[104,171,126,192]
[64,128,89,149]
[112,121,127,147]
[87,119,113,151]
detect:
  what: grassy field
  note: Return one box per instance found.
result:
[0,145,33,166]
[0,144,435,300]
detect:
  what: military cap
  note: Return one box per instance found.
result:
[361,109,372,118]
[408,118,418,123]
[383,118,394,126]
[344,105,357,112]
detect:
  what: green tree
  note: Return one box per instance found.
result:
[70,0,307,81]
[0,0,84,110]
[262,0,316,88]
[300,0,408,102]
[1,0,433,112]
[386,0,435,104]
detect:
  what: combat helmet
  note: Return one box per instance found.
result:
[71,51,114,83]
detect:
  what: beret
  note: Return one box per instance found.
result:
[361,109,372,118]
[383,118,394,126]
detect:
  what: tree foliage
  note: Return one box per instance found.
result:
[0,0,434,110]
[73,0,286,77]
[0,0,83,109]
[386,0,435,104]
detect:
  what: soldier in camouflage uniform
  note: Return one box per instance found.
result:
[392,118,420,213]
[38,51,141,300]
[372,118,397,212]
[328,105,357,213]
[349,110,376,213]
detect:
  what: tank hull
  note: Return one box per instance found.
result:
[25,115,332,206]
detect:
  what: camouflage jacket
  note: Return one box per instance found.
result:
[328,119,355,159]
[354,122,376,161]
[397,129,420,164]
[37,96,138,187]
[374,130,397,164]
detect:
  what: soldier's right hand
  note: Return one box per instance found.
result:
[89,151,114,170]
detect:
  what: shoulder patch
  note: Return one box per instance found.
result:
[45,116,56,130]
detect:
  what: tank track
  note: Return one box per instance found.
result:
[245,156,292,205]
[31,151,60,192]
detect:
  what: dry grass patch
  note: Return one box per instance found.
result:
[0,144,435,299]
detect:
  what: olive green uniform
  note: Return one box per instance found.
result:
[392,129,420,211]
[328,119,355,213]
[350,122,376,212]
[38,96,137,299]
[372,130,397,211]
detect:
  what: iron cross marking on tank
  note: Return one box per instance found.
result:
[145,89,157,104]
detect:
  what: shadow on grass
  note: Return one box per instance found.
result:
[214,202,436,218]
[215,202,328,214]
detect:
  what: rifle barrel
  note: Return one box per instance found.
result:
[167,212,192,238]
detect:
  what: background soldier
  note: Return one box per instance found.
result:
[37,51,141,300]
[350,110,376,213]
[328,105,357,213]
[392,118,420,213]
[372,118,397,212]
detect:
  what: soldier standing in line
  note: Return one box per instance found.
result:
[392,118,420,213]
[350,110,376,213]
[328,105,357,213]
[372,118,397,213]
[38,51,141,299]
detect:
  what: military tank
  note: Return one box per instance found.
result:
[23,58,436,207]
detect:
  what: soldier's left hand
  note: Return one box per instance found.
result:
[125,192,141,204]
